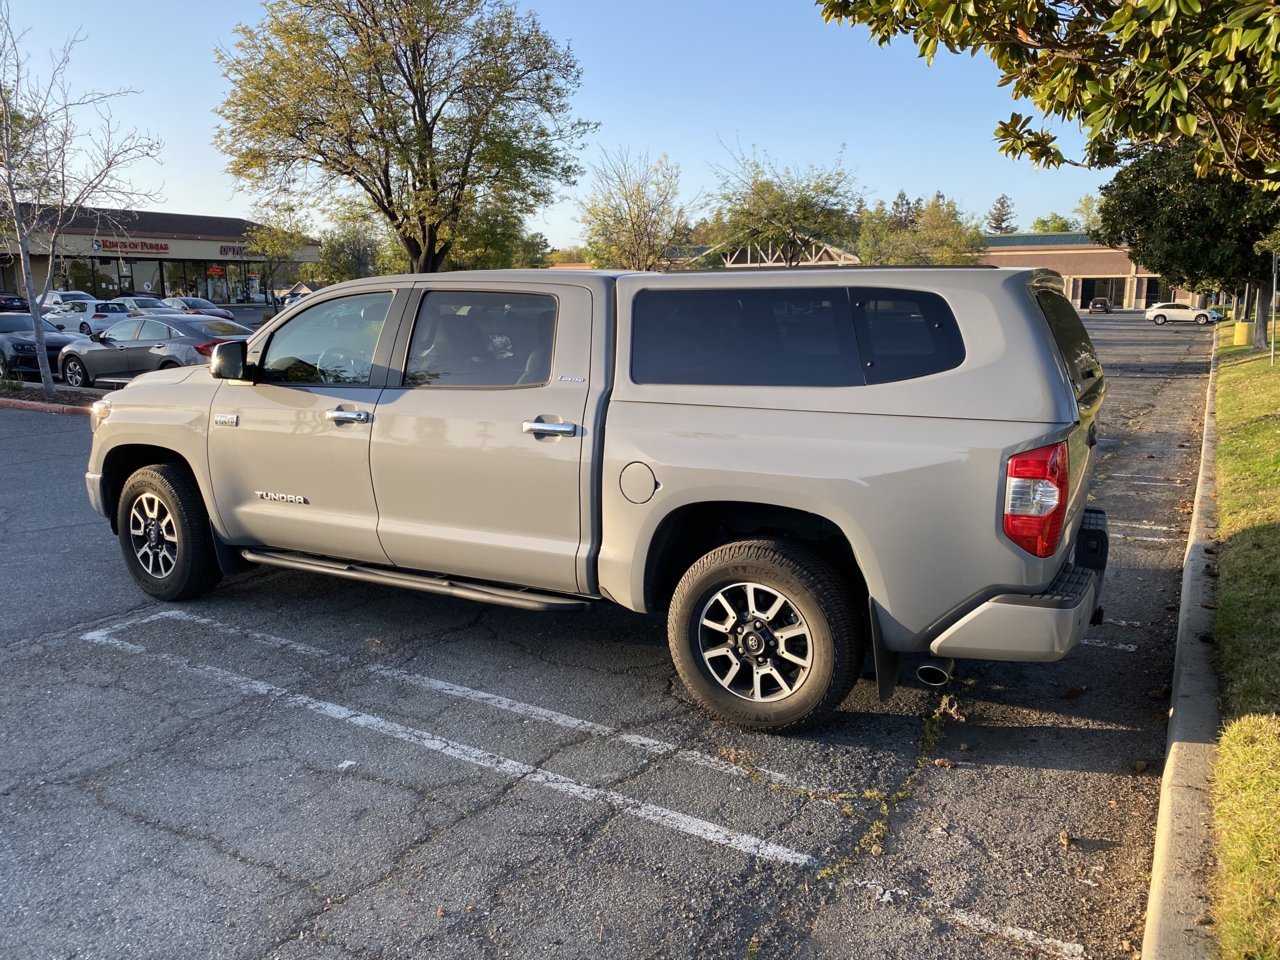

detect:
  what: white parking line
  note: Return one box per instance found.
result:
[127,610,819,796]
[1083,637,1140,653]
[77,611,1087,958]
[1110,522,1177,532]
[1108,474,1182,482]
[1118,535,1179,544]
[80,629,816,868]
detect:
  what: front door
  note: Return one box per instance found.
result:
[94,318,143,379]
[370,286,593,594]
[206,289,406,562]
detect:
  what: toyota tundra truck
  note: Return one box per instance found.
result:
[85,267,1108,731]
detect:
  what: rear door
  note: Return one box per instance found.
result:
[129,319,176,374]
[369,284,593,593]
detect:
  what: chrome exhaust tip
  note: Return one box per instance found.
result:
[916,657,955,688]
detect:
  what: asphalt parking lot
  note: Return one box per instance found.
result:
[0,315,1213,959]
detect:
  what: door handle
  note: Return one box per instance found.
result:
[325,409,372,424]
[522,419,576,437]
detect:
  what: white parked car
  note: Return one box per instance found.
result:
[1145,302,1214,325]
[45,299,132,335]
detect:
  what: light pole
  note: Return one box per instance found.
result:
[1272,250,1277,367]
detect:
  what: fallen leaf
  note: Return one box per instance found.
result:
[1059,830,1071,850]
[933,757,956,769]
[1133,760,1149,774]
[436,907,446,918]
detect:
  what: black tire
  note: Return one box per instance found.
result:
[1152,314,1167,325]
[79,322,92,335]
[0,353,10,379]
[668,538,863,731]
[159,361,179,370]
[63,356,91,387]
[116,464,222,601]
[1195,314,1209,325]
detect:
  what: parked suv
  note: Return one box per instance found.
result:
[1145,302,1214,325]
[84,268,1108,730]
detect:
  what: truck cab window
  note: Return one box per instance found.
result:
[404,291,556,387]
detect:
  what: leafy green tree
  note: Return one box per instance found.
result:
[711,148,859,267]
[0,2,161,394]
[244,201,311,308]
[215,0,594,273]
[307,200,386,284]
[1030,212,1079,233]
[1094,141,1279,347]
[579,149,692,271]
[858,195,984,264]
[547,245,589,265]
[446,200,549,270]
[819,0,1280,184]
[985,194,1018,234]
[1073,194,1102,232]
[889,190,918,229]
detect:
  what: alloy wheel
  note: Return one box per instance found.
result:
[697,581,813,702]
[128,492,178,579]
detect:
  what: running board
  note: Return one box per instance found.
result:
[240,549,596,613]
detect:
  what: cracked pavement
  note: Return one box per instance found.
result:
[0,315,1211,959]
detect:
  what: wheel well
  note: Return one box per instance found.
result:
[101,445,192,533]
[644,501,867,612]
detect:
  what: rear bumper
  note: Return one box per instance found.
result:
[930,508,1108,662]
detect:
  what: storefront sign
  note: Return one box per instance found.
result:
[220,245,247,256]
[91,238,171,253]
[207,266,225,277]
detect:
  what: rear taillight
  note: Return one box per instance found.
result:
[195,339,229,357]
[1003,442,1069,558]
[92,313,106,319]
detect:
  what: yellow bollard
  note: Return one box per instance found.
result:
[1234,321,1255,345]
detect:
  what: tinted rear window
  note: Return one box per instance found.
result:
[631,287,860,386]
[1035,290,1103,398]
[631,286,964,387]
[850,288,965,385]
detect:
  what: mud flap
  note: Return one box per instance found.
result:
[869,599,899,701]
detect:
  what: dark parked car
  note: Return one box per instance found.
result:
[1087,298,1111,314]
[60,315,253,388]
[160,297,237,322]
[0,292,30,312]
[0,313,87,380]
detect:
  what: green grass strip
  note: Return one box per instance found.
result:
[1211,331,1280,960]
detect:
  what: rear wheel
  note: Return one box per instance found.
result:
[1152,314,1167,325]
[117,464,222,601]
[668,538,863,731]
[63,356,91,387]
[79,322,92,335]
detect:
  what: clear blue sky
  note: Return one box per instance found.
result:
[9,0,1110,247]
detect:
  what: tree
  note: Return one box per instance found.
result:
[857,195,985,265]
[1093,141,1280,347]
[307,199,386,284]
[578,149,692,271]
[889,190,918,230]
[1030,213,1079,233]
[446,200,550,270]
[0,3,161,394]
[215,0,594,273]
[985,194,1018,234]
[711,148,859,267]
[244,201,311,308]
[1074,194,1101,232]
[819,0,1280,185]
[547,245,589,265]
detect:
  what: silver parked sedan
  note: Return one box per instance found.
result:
[60,315,252,387]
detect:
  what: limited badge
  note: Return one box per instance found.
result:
[213,413,239,427]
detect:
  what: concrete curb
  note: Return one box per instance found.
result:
[0,396,91,416]
[1141,330,1222,958]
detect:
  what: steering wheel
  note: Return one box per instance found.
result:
[317,348,367,383]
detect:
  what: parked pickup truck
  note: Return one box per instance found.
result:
[85,268,1109,731]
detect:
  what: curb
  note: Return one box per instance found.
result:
[0,396,91,416]
[1141,330,1222,958]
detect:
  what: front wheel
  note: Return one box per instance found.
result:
[668,539,863,731]
[1195,314,1209,325]
[1152,314,1167,325]
[117,464,222,601]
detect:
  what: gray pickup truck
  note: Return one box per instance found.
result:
[85,267,1108,730]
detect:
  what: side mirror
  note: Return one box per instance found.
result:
[210,339,248,380]
[55,323,65,331]
[89,332,102,343]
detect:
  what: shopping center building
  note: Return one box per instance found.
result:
[0,207,319,303]
[980,231,1180,308]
